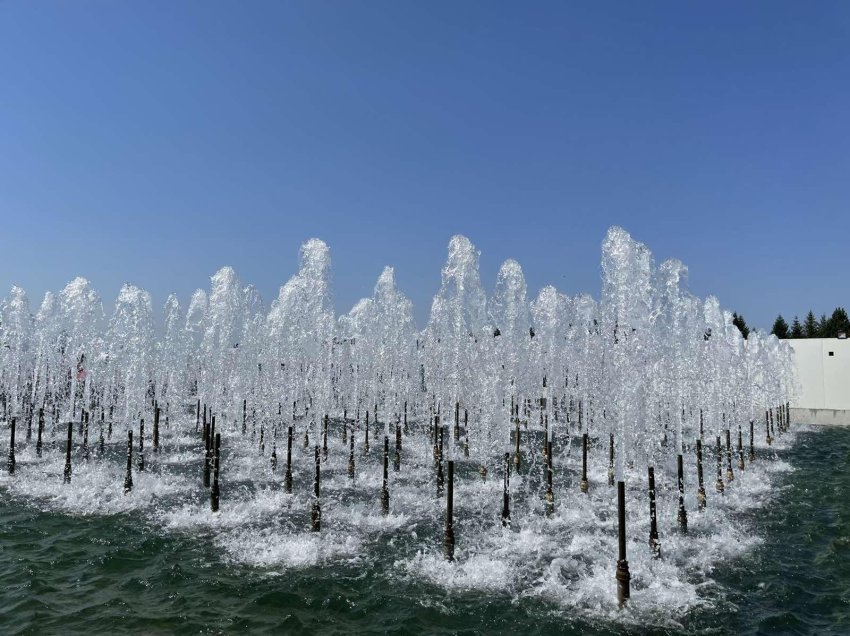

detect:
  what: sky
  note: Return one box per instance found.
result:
[1,1,848,329]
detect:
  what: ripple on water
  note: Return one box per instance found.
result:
[1,427,850,634]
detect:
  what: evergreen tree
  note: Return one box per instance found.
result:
[771,315,790,339]
[818,313,829,337]
[790,316,803,338]
[823,307,850,338]
[731,312,750,338]
[803,311,818,338]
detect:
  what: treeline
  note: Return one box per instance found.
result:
[769,308,850,339]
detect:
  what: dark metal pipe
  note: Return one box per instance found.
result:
[725,429,734,482]
[36,409,44,458]
[580,432,589,493]
[737,426,745,470]
[138,418,145,472]
[436,425,444,498]
[464,409,470,458]
[7,416,16,475]
[677,454,688,533]
[542,410,548,459]
[502,451,511,527]
[513,419,521,471]
[749,420,756,462]
[98,411,105,456]
[648,466,661,558]
[769,408,775,441]
[444,460,455,561]
[153,406,160,451]
[123,430,133,493]
[203,418,211,487]
[544,439,554,517]
[348,420,355,479]
[381,435,389,515]
[765,410,772,446]
[616,481,630,606]
[211,433,221,512]
[285,425,293,493]
[394,422,401,472]
[715,435,725,494]
[80,411,89,462]
[311,446,321,531]
[322,414,328,461]
[63,421,72,484]
[696,438,706,510]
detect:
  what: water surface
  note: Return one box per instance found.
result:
[1,426,848,635]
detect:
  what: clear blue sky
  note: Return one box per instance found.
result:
[1,1,847,329]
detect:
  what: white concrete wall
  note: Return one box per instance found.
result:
[786,338,850,410]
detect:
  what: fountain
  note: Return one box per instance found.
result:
[0,227,798,623]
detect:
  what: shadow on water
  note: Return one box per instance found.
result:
[2,427,849,635]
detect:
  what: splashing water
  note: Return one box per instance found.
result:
[0,227,799,629]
